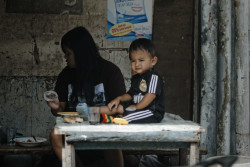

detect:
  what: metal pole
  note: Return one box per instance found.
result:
[200,0,218,159]
[234,0,250,156]
[216,0,232,156]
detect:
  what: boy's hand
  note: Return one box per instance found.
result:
[108,98,120,110]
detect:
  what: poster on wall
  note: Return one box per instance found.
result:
[107,0,153,41]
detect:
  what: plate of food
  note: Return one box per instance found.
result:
[57,112,79,116]
[63,116,84,123]
[14,137,47,147]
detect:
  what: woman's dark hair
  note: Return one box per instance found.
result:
[128,38,156,60]
[61,26,103,104]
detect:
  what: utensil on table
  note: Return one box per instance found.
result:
[32,136,37,142]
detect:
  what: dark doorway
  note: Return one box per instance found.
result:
[153,0,194,120]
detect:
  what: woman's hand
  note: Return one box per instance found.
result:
[48,100,66,116]
[47,99,60,110]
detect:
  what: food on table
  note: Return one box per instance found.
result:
[58,112,79,116]
[63,116,83,123]
[26,139,33,142]
[113,118,129,125]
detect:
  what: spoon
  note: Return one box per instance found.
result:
[32,136,38,142]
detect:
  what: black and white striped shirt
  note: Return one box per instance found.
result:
[127,69,165,122]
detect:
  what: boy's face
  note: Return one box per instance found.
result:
[130,50,157,75]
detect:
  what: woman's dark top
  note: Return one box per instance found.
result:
[55,59,126,111]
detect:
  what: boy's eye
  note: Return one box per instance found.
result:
[139,59,144,62]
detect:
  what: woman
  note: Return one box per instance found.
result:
[47,26,126,167]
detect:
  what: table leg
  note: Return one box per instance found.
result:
[62,135,75,167]
[189,143,199,166]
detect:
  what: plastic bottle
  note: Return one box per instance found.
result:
[76,102,88,121]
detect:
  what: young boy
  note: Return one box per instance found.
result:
[101,38,165,123]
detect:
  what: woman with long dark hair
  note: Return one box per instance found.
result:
[47,26,126,167]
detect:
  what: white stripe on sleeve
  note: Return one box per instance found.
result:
[148,75,158,93]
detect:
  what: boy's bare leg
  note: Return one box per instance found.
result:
[50,128,62,161]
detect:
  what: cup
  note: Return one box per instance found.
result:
[7,127,17,145]
[88,107,100,125]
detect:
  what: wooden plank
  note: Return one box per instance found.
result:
[74,142,190,150]
[55,117,205,134]
[123,147,207,155]
[123,149,180,155]
[0,145,52,155]
[66,131,200,142]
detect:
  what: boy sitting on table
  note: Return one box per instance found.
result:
[100,38,165,123]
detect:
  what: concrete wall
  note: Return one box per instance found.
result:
[0,0,131,139]
[199,0,250,158]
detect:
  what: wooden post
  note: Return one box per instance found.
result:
[62,135,75,167]
[190,143,199,166]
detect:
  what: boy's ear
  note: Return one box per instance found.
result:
[152,56,158,66]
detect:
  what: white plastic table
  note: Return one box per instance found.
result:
[54,117,205,167]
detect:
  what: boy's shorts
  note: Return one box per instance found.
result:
[120,102,159,124]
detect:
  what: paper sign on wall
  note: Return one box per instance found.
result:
[107,0,153,41]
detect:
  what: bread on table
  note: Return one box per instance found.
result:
[113,118,129,125]
[63,116,83,123]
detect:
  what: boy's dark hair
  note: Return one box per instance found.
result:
[129,38,156,60]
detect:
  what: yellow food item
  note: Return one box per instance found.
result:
[26,139,33,142]
[58,112,79,115]
[113,118,129,125]
[63,116,83,123]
